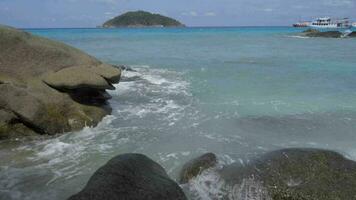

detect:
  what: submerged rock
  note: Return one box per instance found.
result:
[179,153,218,184]
[220,148,356,200]
[301,29,343,38]
[0,24,121,139]
[68,154,187,200]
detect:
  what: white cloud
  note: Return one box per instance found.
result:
[204,12,216,16]
[189,11,198,16]
[66,0,121,4]
[292,5,307,9]
[181,11,198,17]
[181,11,217,17]
[323,0,353,6]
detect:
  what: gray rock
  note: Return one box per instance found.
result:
[301,29,343,38]
[68,154,188,200]
[118,65,137,72]
[179,153,218,184]
[219,148,356,200]
[0,24,121,139]
[43,66,116,90]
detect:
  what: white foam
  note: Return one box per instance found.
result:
[110,81,136,95]
[142,74,168,85]
[186,168,226,200]
[287,35,310,39]
[10,115,121,186]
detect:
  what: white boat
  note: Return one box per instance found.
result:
[309,17,351,29]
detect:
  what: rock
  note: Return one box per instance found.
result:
[43,66,116,90]
[0,110,15,139]
[219,148,356,200]
[68,154,188,200]
[0,24,121,139]
[118,65,137,72]
[179,153,218,184]
[301,29,343,38]
[348,31,356,38]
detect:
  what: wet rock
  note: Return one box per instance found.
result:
[348,31,356,38]
[0,24,121,139]
[301,29,343,38]
[220,148,356,200]
[0,110,15,139]
[118,65,137,72]
[179,153,218,184]
[68,154,187,200]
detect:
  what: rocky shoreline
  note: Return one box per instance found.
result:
[2,24,356,200]
[69,148,356,200]
[0,25,121,139]
[300,29,356,38]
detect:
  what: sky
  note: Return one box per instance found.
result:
[0,0,355,28]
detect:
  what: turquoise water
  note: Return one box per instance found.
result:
[1,27,356,199]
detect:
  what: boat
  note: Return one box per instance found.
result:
[353,22,356,27]
[293,21,310,27]
[308,17,351,29]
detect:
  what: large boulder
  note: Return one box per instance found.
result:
[0,25,121,139]
[301,29,343,38]
[219,148,356,200]
[68,154,187,200]
[179,152,218,184]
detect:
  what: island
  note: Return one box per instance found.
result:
[102,11,185,28]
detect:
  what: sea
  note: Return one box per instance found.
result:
[1,27,356,200]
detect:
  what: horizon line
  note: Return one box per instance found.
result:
[21,25,295,29]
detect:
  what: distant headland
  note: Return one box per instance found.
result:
[101,11,185,28]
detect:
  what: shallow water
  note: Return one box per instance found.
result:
[1,27,356,200]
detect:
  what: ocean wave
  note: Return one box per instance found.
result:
[0,65,195,200]
[111,65,192,127]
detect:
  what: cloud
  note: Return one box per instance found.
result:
[323,0,353,6]
[292,5,307,9]
[263,8,274,12]
[104,12,114,15]
[181,11,217,17]
[66,0,121,4]
[204,12,216,16]
[181,11,198,17]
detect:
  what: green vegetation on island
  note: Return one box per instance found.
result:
[102,11,185,28]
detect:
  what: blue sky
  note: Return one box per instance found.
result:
[0,0,355,28]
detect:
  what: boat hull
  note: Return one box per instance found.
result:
[309,25,337,28]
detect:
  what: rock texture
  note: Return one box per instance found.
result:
[220,148,356,200]
[68,154,187,200]
[179,153,218,184]
[301,29,343,38]
[0,25,121,139]
[348,31,356,37]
